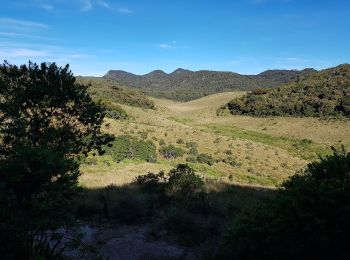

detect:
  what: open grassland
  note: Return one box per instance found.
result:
[80,91,350,189]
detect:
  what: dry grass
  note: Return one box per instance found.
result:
[80,91,350,189]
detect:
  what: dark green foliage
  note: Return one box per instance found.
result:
[167,164,204,197]
[104,68,315,101]
[159,139,166,146]
[225,64,350,118]
[135,171,166,190]
[105,135,157,162]
[159,144,185,159]
[186,153,216,166]
[77,76,155,109]
[103,100,128,120]
[0,61,108,258]
[221,148,350,260]
[176,138,184,144]
[222,156,241,168]
[0,61,109,155]
[196,153,215,166]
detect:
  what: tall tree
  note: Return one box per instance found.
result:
[0,61,111,258]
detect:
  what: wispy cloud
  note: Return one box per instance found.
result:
[40,4,54,11]
[0,18,48,29]
[118,8,132,14]
[159,44,172,49]
[0,48,49,58]
[158,41,188,50]
[98,0,109,8]
[81,0,92,12]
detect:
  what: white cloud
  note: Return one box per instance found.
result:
[0,18,48,29]
[81,0,92,11]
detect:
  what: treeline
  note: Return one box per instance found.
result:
[77,77,155,109]
[224,64,350,118]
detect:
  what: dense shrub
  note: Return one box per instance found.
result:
[196,153,215,166]
[222,156,241,168]
[103,100,128,120]
[221,148,350,260]
[105,135,157,162]
[135,171,166,191]
[176,138,185,144]
[159,139,166,146]
[167,164,204,197]
[159,145,185,159]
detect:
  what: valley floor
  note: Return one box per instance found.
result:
[76,91,350,259]
[80,91,350,188]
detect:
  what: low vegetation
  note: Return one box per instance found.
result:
[221,148,350,259]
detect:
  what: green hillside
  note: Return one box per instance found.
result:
[223,64,350,118]
[77,76,155,109]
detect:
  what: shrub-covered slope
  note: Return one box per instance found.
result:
[224,64,350,118]
[77,77,155,109]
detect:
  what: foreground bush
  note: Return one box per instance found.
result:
[0,61,110,258]
[221,148,350,260]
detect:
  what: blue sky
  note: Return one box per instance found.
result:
[0,0,349,76]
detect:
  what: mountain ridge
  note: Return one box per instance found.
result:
[103,67,317,101]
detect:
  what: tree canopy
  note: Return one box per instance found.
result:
[0,61,111,258]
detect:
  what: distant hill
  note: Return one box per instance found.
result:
[104,68,316,101]
[77,77,155,109]
[223,64,350,118]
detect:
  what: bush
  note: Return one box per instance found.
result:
[135,171,166,191]
[176,138,184,144]
[105,135,157,162]
[221,148,350,260]
[167,164,204,197]
[222,156,241,168]
[103,100,128,120]
[159,139,166,146]
[196,153,215,166]
[187,146,199,157]
[159,145,185,159]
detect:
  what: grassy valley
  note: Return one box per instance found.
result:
[2,62,350,259]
